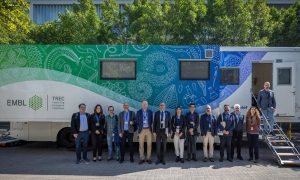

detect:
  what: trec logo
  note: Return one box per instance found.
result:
[29,95,43,111]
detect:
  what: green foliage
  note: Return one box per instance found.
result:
[1,0,299,46]
[30,0,102,44]
[0,0,32,44]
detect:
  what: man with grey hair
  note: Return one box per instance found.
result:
[136,100,153,164]
[257,81,276,136]
[200,105,217,162]
[230,104,244,160]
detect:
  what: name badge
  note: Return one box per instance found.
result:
[125,121,128,125]
[221,121,226,128]
[190,122,195,126]
[96,123,100,126]
[251,127,254,131]
[208,124,211,128]
[176,126,180,133]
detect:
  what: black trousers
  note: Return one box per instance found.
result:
[120,131,134,160]
[247,133,259,160]
[91,133,103,157]
[186,134,196,155]
[156,129,167,161]
[220,135,232,159]
[231,130,243,158]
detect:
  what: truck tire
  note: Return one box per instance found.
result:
[57,127,74,148]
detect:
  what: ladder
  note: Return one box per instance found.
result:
[251,90,300,166]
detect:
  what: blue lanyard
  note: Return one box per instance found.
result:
[95,115,100,123]
[176,116,180,125]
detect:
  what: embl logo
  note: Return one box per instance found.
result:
[29,95,43,111]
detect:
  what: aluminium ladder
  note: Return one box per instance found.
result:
[251,90,300,166]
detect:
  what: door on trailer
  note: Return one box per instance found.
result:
[273,62,296,116]
[252,63,273,106]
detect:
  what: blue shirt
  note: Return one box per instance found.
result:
[124,112,129,131]
[143,111,149,128]
[79,113,88,131]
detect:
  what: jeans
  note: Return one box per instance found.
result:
[261,108,275,132]
[107,135,120,159]
[75,131,89,161]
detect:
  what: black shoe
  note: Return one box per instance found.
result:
[76,159,80,164]
[192,154,198,161]
[176,156,180,162]
[219,158,223,162]
[138,160,144,164]
[187,154,191,161]
[248,158,253,161]
[237,156,243,160]
[180,158,184,163]
[209,158,214,162]
[155,160,160,165]
[107,158,113,161]
[98,158,102,161]
[119,158,124,163]
[227,158,233,162]
[203,157,208,162]
[162,161,166,165]
[116,158,119,161]
[147,159,152,164]
[254,159,259,163]
[130,159,134,163]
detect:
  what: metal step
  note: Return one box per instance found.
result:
[277,153,300,156]
[273,146,294,149]
[281,160,300,165]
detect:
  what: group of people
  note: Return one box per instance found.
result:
[71,81,276,165]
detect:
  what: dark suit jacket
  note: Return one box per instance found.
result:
[171,115,186,139]
[230,112,245,132]
[217,112,234,136]
[89,113,105,134]
[185,112,200,136]
[153,111,171,134]
[257,89,276,109]
[71,112,90,134]
[200,113,218,136]
[136,109,153,133]
[118,110,136,134]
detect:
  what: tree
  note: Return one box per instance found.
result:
[100,0,127,44]
[246,0,273,46]
[30,0,102,44]
[269,3,300,46]
[206,0,252,46]
[167,0,207,44]
[125,0,166,44]
[0,0,32,44]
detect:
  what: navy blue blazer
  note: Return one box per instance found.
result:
[200,113,217,136]
[217,112,234,136]
[136,109,153,133]
[185,112,200,136]
[230,112,244,132]
[153,111,171,134]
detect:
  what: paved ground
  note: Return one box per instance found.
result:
[0,141,299,180]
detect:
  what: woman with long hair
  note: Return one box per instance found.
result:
[246,106,261,163]
[90,104,105,162]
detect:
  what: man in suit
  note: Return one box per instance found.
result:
[257,81,276,135]
[200,105,217,162]
[71,103,90,164]
[217,104,234,162]
[136,100,153,164]
[231,104,244,160]
[185,103,200,161]
[153,102,171,165]
[118,102,136,163]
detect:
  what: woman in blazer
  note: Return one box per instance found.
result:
[90,104,105,162]
[171,106,186,163]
